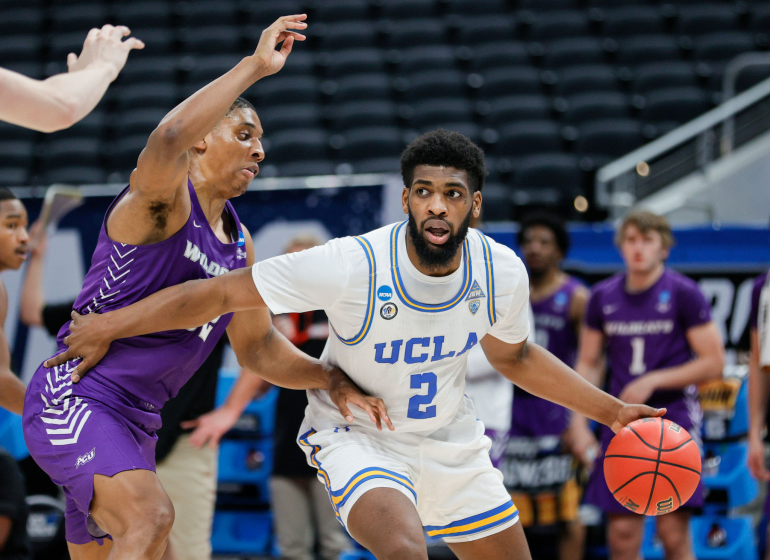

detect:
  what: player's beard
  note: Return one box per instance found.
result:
[407,207,472,270]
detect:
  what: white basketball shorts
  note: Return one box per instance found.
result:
[297,395,519,543]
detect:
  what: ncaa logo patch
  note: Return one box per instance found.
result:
[377,286,393,301]
[656,290,671,313]
[380,302,398,320]
[469,300,481,315]
[237,231,245,247]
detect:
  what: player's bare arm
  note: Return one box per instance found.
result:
[0,25,143,132]
[748,328,770,480]
[46,228,393,429]
[0,281,25,415]
[618,321,723,404]
[480,334,665,434]
[107,14,307,246]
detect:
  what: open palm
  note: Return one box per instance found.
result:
[252,14,308,76]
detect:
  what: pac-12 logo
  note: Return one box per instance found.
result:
[380,302,398,320]
[378,286,393,301]
[469,300,481,315]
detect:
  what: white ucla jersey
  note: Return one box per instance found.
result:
[253,221,531,433]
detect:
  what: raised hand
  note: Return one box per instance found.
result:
[43,311,112,382]
[610,403,667,434]
[251,14,308,77]
[328,368,394,431]
[67,25,144,79]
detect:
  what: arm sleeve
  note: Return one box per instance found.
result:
[487,248,531,345]
[252,239,349,315]
[584,289,604,331]
[41,301,76,337]
[0,451,24,519]
[679,280,712,330]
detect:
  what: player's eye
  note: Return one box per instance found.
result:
[416,187,429,196]
[447,190,461,199]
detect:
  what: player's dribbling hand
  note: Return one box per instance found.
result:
[67,25,144,79]
[610,403,666,434]
[251,15,308,77]
[748,435,770,481]
[328,368,395,432]
[43,311,111,383]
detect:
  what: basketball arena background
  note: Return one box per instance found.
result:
[3,0,770,558]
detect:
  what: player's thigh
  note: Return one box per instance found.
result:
[607,513,645,553]
[67,539,113,560]
[347,486,428,560]
[90,469,174,538]
[655,510,691,548]
[447,521,532,560]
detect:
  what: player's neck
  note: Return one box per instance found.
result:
[404,231,463,277]
[191,180,231,243]
[625,263,665,293]
[530,269,567,302]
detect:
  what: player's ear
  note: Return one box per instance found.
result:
[401,187,410,215]
[192,138,207,153]
[472,190,482,218]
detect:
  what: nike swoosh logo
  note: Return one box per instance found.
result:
[193,221,202,228]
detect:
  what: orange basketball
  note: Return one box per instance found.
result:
[604,417,702,516]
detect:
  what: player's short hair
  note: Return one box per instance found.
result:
[226,97,256,116]
[400,129,487,193]
[616,210,675,249]
[0,188,18,202]
[518,212,570,256]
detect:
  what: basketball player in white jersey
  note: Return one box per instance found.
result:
[49,130,665,560]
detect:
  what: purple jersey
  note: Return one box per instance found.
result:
[509,276,582,439]
[23,181,247,544]
[56,181,246,411]
[585,268,710,424]
[584,268,710,513]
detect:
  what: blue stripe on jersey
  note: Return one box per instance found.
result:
[332,236,376,346]
[476,230,497,325]
[390,221,472,312]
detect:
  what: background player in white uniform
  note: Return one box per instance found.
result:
[50,130,665,560]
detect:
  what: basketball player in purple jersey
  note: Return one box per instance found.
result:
[573,211,724,560]
[22,15,389,560]
[0,190,31,415]
[512,213,589,560]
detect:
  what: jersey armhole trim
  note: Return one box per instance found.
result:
[476,231,497,326]
[331,236,375,346]
[390,221,472,312]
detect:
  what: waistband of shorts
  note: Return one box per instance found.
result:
[83,371,151,410]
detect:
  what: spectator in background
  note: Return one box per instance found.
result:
[500,213,590,560]
[0,25,142,132]
[747,224,770,560]
[0,447,30,560]
[19,221,242,560]
[573,211,724,560]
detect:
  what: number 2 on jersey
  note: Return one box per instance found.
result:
[407,372,437,419]
[629,336,647,375]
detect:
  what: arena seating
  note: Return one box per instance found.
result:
[2,0,770,217]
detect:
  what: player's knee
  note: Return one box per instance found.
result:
[379,533,427,560]
[657,522,691,559]
[607,520,642,558]
[135,499,174,542]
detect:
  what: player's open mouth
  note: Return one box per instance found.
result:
[15,248,27,259]
[424,221,450,245]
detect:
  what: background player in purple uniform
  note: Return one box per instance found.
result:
[22,15,388,560]
[512,213,589,560]
[573,211,724,560]
[0,190,30,415]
